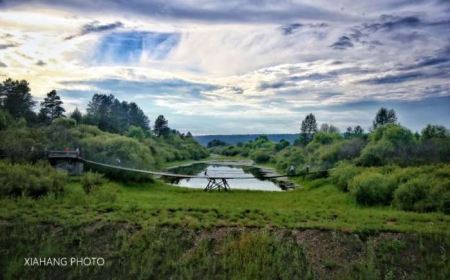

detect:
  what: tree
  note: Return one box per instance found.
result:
[0,109,12,130]
[345,125,364,139]
[39,90,65,123]
[153,115,169,137]
[70,107,82,124]
[300,113,317,144]
[86,94,115,131]
[128,102,150,131]
[0,78,36,120]
[421,124,448,140]
[320,123,339,133]
[207,139,227,148]
[373,107,397,129]
[354,125,364,136]
[86,94,150,134]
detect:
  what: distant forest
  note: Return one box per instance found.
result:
[195,134,300,146]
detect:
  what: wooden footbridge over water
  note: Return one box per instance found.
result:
[48,150,328,191]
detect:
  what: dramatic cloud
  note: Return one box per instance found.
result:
[0,0,449,133]
[65,21,123,40]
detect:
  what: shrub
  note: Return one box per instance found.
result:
[251,150,271,163]
[312,132,342,145]
[357,140,396,166]
[349,172,396,205]
[429,180,450,214]
[127,125,146,141]
[330,162,363,192]
[81,172,105,194]
[92,183,118,204]
[0,128,48,162]
[52,117,76,128]
[0,161,66,198]
[393,176,431,212]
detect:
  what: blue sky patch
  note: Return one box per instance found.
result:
[95,31,180,64]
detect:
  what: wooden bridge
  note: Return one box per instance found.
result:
[48,150,328,191]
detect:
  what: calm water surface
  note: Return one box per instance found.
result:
[163,163,289,191]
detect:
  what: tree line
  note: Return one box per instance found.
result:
[0,78,180,137]
[298,108,447,145]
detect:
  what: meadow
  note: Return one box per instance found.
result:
[1,175,449,279]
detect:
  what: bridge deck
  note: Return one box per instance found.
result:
[82,158,294,179]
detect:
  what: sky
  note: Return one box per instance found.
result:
[0,0,449,135]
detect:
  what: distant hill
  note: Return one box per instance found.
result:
[194,134,299,146]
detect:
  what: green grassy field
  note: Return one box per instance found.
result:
[1,176,450,279]
[1,177,449,235]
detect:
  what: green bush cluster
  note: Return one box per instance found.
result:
[394,174,450,213]
[81,172,105,194]
[1,121,208,181]
[330,162,364,192]
[0,161,66,198]
[349,172,396,206]
[332,163,450,213]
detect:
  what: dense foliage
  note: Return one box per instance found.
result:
[85,93,150,134]
[209,110,450,213]
[0,77,209,182]
[0,161,66,198]
[81,172,105,194]
[331,163,450,213]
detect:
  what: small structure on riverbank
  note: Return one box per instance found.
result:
[48,149,83,175]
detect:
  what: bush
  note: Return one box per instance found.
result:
[330,162,363,192]
[52,117,76,128]
[393,176,431,212]
[349,172,396,205]
[127,125,146,141]
[429,180,450,214]
[0,109,12,130]
[251,150,271,163]
[81,172,105,194]
[312,132,342,145]
[0,161,66,198]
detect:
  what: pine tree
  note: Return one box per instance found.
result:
[0,78,36,120]
[153,115,169,137]
[300,113,317,144]
[39,90,65,123]
[70,107,82,124]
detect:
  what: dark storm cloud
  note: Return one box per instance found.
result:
[65,21,123,40]
[0,61,7,67]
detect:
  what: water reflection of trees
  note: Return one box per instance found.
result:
[163,163,207,184]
